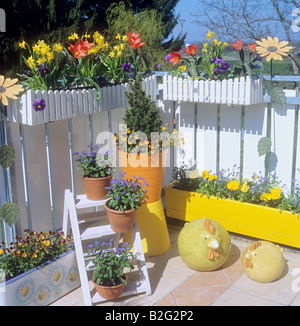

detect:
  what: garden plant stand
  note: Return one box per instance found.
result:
[62,189,151,306]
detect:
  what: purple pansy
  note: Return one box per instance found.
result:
[37,62,50,77]
[32,98,46,112]
[122,62,132,72]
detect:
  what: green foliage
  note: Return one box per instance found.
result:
[87,238,134,286]
[0,203,19,228]
[270,87,287,107]
[0,145,15,171]
[123,74,162,140]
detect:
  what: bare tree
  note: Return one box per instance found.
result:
[193,0,300,74]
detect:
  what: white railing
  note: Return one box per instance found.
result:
[0,73,299,245]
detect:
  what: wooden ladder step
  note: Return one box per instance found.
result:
[80,224,117,241]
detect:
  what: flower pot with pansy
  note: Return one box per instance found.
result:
[73,146,114,201]
[104,172,148,233]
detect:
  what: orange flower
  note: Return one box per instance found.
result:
[186,43,196,55]
[69,39,94,59]
[248,42,256,53]
[127,32,145,49]
[169,51,182,65]
[232,40,243,51]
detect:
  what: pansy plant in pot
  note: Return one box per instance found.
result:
[104,172,148,233]
[87,238,134,299]
[73,145,114,201]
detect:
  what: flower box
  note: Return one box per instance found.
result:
[0,250,79,306]
[162,75,263,106]
[165,184,300,249]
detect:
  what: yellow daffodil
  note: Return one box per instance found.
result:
[122,35,128,42]
[115,33,120,40]
[109,51,115,58]
[227,180,240,190]
[255,36,293,61]
[53,43,63,53]
[19,40,26,49]
[180,65,187,72]
[0,76,24,106]
[223,42,228,47]
[68,33,79,41]
[206,30,215,40]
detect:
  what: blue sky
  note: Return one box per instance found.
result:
[172,0,205,43]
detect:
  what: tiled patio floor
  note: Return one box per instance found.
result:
[51,219,300,306]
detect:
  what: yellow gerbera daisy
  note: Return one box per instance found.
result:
[0,76,24,106]
[255,36,293,61]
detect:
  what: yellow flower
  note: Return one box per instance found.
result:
[189,170,199,178]
[43,240,51,246]
[180,65,187,72]
[206,30,215,40]
[260,192,272,202]
[32,253,37,258]
[84,33,90,39]
[115,33,120,40]
[109,51,115,58]
[0,249,3,255]
[93,31,101,39]
[253,173,258,180]
[208,174,217,181]
[19,40,26,49]
[270,187,282,200]
[122,35,128,42]
[227,180,240,190]
[22,252,27,258]
[203,43,208,48]
[223,42,228,47]
[202,48,206,53]
[240,182,248,193]
[68,33,79,41]
[0,76,24,106]
[53,43,63,53]
[27,56,35,68]
[255,36,293,61]
[201,170,210,179]
[46,52,54,62]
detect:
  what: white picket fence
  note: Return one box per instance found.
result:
[0,73,299,245]
[163,75,263,106]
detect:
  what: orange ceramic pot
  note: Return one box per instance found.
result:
[104,201,137,233]
[119,151,166,203]
[92,275,127,300]
[83,175,112,201]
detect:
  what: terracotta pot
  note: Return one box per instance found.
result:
[92,276,127,300]
[119,150,166,203]
[83,175,112,201]
[104,201,137,233]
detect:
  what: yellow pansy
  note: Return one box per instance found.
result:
[227,180,240,190]
[189,170,199,178]
[270,187,282,200]
[240,182,248,193]
[201,170,210,179]
[43,240,51,246]
[0,249,3,255]
[208,174,217,181]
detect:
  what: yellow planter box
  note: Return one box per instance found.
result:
[165,184,300,249]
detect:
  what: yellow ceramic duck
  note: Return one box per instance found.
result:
[242,240,284,283]
[178,218,231,271]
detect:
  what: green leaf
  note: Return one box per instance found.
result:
[0,202,20,227]
[0,145,15,171]
[258,137,272,157]
[270,87,286,106]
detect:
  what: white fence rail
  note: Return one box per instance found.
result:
[0,73,299,244]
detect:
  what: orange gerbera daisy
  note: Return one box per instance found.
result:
[0,76,24,106]
[255,36,293,61]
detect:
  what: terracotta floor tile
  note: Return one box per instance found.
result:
[175,269,230,290]
[172,285,230,306]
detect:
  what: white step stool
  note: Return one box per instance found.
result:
[62,189,151,306]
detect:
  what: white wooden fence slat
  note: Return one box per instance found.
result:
[245,76,251,105]
[48,90,56,122]
[172,76,178,101]
[26,90,35,125]
[233,78,239,105]
[35,90,43,125]
[82,89,88,115]
[71,90,78,118]
[199,80,204,102]
[221,79,227,104]
[60,90,67,119]
[66,90,72,119]
[77,89,84,117]
[22,124,53,231]
[48,119,72,230]
[178,78,183,101]
[239,76,245,105]
[54,90,62,121]
[210,80,215,103]
[42,90,50,124]
[193,80,198,102]
[216,80,221,103]
[163,74,168,101]
[168,75,173,101]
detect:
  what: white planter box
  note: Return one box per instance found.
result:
[0,250,79,306]
[163,75,263,106]
[3,75,157,125]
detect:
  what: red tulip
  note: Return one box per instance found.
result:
[232,40,243,51]
[69,39,94,59]
[127,32,145,49]
[186,43,196,55]
[248,42,256,53]
[169,51,182,65]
